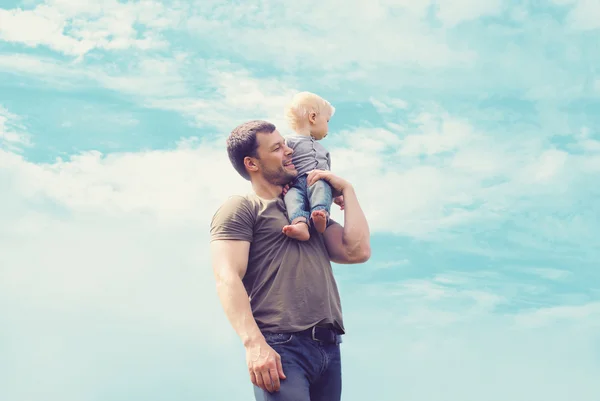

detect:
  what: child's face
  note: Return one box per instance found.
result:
[311,112,330,140]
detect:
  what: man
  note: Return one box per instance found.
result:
[209,120,371,400]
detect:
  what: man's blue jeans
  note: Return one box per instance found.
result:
[253,327,343,401]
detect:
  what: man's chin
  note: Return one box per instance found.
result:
[280,169,297,185]
[264,169,297,186]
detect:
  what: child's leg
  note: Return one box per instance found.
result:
[307,178,333,234]
[283,176,311,241]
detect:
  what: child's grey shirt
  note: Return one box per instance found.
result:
[285,134,331,176]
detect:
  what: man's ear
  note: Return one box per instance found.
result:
[244,156,259,174]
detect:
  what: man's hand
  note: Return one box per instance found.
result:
[246,339,286,393]
[333,195,344,210]
[306,169,351,198]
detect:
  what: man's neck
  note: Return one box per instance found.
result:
[251,177,283,200]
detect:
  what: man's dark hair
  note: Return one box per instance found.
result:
[226,120,277,180]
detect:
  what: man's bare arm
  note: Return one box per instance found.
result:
[211,239,262,345]
[305,170,371,264]
[210,239,285,393]
[323,185,371,264]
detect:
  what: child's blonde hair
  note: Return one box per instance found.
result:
[285,91,336,131]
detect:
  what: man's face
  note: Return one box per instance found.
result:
[254,130,297,185]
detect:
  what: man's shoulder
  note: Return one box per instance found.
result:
[211,194,258,223]
[218,193,251,207]
[213,193,260,214]
[210,193,259,242]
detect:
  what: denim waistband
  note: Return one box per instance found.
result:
[295,325,342,344]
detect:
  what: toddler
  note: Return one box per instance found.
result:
[281,91,341,241]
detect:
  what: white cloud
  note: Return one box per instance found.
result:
[96,54,192,97]
[434,0,504,27]
[370,97,409,114]
[0,52,192,97]
[152,67,300,133]
[324,105,600,240]
[552,0,600,30]
[0,139,252,352]
[515,302,600,328]
[329,114,489,236]
[0,145,255,400]
[0,140,249,225]
[0,205,248,401]
[342,298,600,401]
[529,149,569,182]
[186,0,476,72]
[339,272,598,400]
[0,5,93,55]
[398,112,475,156]
[527,267,572,281]
[579,138,600,152]
[0,106,31,151]
[371,277,506,327]
[0,53,79,82]
[0,53,299,133]
[0,0,184,57]
[570,127,600,153]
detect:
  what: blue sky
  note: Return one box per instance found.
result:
[1,1,600,400]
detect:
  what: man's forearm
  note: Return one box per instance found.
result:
[340,185,371,261]
[215,271,263,347]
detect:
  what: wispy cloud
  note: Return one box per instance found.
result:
[526,267,572,281]
[0,52,298,133]
[0,137,250,356]
[551,0,600,30]
[0,106,31,151]
[186,0,476,72]
[342,296,600,401]
[0,0,185,57]
[147,66,299,132]
[514,301,600,328]
[327,108,541,237]
[0,139,249,225]
[434,0,503,27]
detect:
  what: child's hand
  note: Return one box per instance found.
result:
[333,195,344,210]
[282,184,290,196]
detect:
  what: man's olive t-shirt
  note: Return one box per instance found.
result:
[210,193,345,334]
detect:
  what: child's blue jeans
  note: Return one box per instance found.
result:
[284,174,333,225]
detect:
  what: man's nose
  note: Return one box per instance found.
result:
[285,145,293,155]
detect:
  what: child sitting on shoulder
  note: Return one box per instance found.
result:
[281,91,342,241]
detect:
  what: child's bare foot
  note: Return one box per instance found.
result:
[282,221,310,241]
[311,210,328,234]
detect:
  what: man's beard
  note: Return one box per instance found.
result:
[263,165,297,186]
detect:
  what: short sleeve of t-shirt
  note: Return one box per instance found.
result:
[210,195,255,242]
